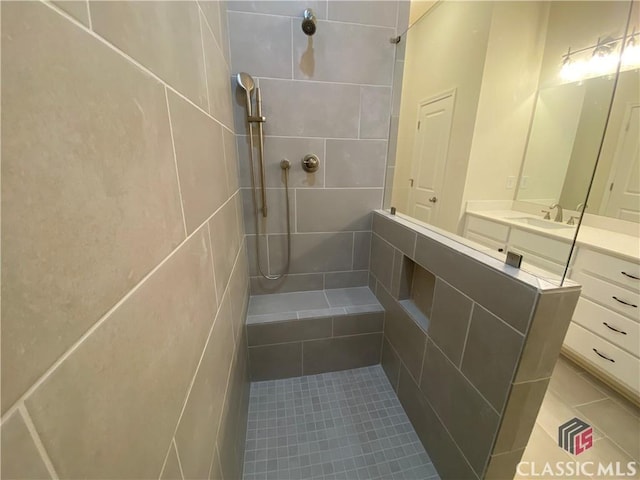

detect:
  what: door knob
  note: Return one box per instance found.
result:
[428,197,438,203]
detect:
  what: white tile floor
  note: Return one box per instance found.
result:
[518,355,640,479]
[242,366,439,480]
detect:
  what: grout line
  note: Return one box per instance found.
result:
[166,240,245,453]
[164,87,189,238]
[251,75,393,89]
[458,303,474,369]
[430,339,501,417]
[41,1,235,136]
[572,397,609,409]
[173,439,186,480]
[197,1,231,73]
[198,9,212,115]
[237,134,389,142]
[227,8,396,31]
[1,197,237,422]
[19,406,60,480]
[85,0,92,30]
[158,441,172,480]
[417,339,428,388]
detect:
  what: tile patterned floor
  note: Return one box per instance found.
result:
[518,355,640,479]
[242,365,439,480]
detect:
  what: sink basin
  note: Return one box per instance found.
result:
[512,217,576,230]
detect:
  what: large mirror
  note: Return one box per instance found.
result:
[385,0,638,283]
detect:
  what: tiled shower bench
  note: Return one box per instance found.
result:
[246,287,385,380]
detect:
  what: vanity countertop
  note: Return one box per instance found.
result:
[467,210,640,263]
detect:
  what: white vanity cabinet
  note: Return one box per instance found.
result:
[463,216,508,253]
[564,247,640,398]
[463,213,640,400]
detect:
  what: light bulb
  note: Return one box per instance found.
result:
[560,58,587,82]
[622,40,640,68]
[588,51,618,75]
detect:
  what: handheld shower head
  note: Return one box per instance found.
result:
[302,8,316,36]
[236,72,255,115]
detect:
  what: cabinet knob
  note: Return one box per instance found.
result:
[428,197,438,203]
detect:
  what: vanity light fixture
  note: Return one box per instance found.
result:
[559,28,640,82]
[622,27,640,67]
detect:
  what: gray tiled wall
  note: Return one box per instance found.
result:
[227,1,410,294]
[371,211,580,479]
[247,311,385,381]
[1,1,249,478]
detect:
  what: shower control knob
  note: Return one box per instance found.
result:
[302,154,320,173]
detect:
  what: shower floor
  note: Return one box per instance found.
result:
[242,365,440,480]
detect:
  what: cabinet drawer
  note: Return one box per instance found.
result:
[573,248,640,292]
[464,231,506,253]
[573,297,640,356]
[465,216,509,242]
[509,228,572,265]
[564,322,640,395]
[571,271,640,322]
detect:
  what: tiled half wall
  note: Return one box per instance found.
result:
[370,211,581,479]
[1,2,249,478]
[226,1,410,295]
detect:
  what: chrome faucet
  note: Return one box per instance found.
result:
[549,203,563,222]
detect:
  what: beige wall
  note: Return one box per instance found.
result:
[391,1,493,233]
[462,2,548,212]
[1,1,249,478]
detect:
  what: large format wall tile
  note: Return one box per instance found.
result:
[90,1,208,110]
[377,286,427,382]
[175,293,235,480]
[227,0,328,18]
[414,235,537,333]
[296,189,382,232]
[303,333,383,375]
[201,12,235,128]
[25,229,217,479]
[0,410,51,480]
[209,196,242,301]
[168,91,228,234]
[52,0,90,26]
[325,140,387,187]
[461,305,525,411]
[1,1,184,413]
[229,12,293,79]
[420,341,500,476]
[428,279,473,366]
[360,86,393,139]
[237,135,325,188]
[159,442,182,480]
[293,21,395,85]
[259,79,361,138]
[327,1,398,27]
[397,365,478,480]
[269,232,354,274]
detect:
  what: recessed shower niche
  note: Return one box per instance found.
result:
[394,254,436,332]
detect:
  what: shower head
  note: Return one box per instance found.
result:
[236,72,255,115]
[302,8,316,36]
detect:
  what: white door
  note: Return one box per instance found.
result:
[604,104,640,222]
[407,93,455,227]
